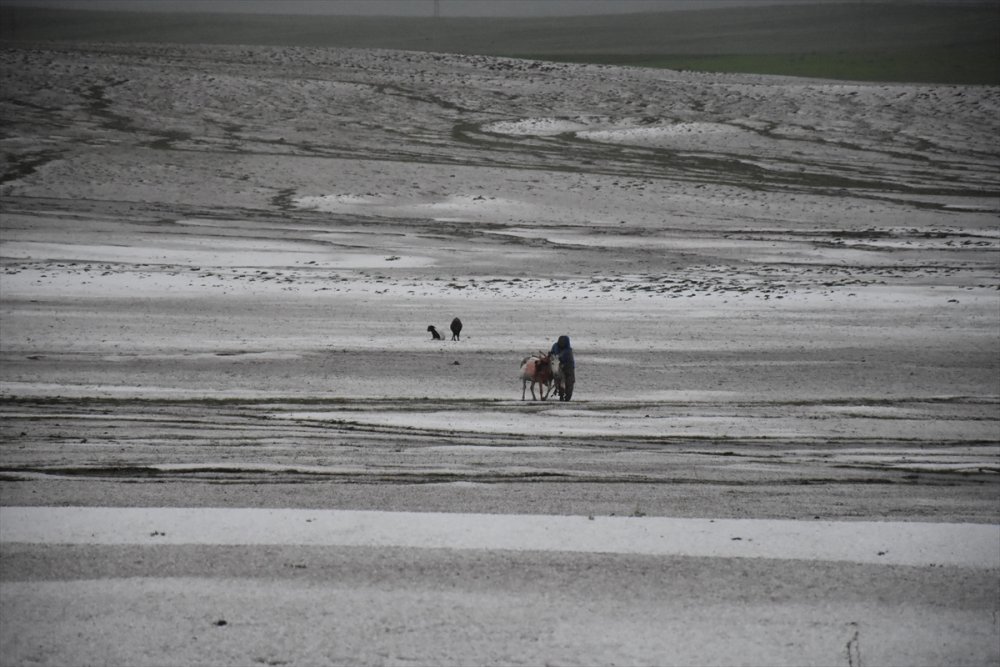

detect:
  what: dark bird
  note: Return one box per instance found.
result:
[428,325,442,340]
[450,317,463,341]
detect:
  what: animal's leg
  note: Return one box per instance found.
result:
[522,379,527,400]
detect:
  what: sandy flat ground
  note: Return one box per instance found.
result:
[1,43,998,665]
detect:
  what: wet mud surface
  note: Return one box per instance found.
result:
[1,42,998,667]
[0,42,997,517]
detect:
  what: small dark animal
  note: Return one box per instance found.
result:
[450,317,463,341]
[427,325,442,340]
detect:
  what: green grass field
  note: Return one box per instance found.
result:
[538,44,1000,86]
[2,3,998,84]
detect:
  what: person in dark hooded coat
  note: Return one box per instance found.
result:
[550,334,575,401]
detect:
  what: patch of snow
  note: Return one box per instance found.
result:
[2,507,997,568]
[483,118,590,136]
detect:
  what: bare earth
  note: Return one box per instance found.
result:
[1,43,998,666]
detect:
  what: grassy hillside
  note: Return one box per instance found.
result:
[1,3,997,84]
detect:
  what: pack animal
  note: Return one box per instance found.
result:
[520,352,554,400]
[549,356,565,399]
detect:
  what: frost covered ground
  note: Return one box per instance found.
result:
[1,43,998,665]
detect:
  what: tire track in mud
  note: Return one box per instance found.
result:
[0,149,63,186]
[2,398,996,489]
[456,115,1000,199]
[76,78,194,150]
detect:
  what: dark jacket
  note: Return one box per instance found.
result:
[551,335,575,369]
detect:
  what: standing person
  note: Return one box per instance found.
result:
[550,335,575,401]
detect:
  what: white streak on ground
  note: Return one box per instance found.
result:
[1,507,997,568]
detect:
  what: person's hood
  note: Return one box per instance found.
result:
[558,335,571,349]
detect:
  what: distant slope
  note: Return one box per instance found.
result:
[1,3,997,84]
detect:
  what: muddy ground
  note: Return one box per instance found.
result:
[1,42,997,517]
[0,42,998,666]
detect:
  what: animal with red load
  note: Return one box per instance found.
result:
[519,352,561,401]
